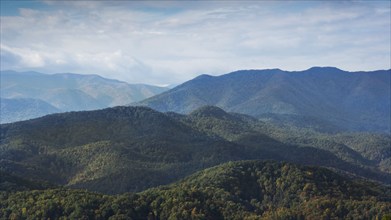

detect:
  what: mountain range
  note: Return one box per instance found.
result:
[1,67,390,219]
[0,70,168,123]
[1,106,389,195]
[2,67,389,133]
[138,67,390,133]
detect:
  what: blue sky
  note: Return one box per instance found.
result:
[1,0,390,85]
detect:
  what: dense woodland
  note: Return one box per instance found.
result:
[1,106,390,194]
[1,0,390,216]
[1,161,390,219]
[1,106,390,219]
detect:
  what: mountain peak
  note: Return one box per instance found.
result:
[306,66,343,73]
[192,74,214,81]
[189,105,231,119]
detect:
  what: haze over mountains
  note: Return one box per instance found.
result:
[139,67,391,133]
[2,67,390,133]
[0,70,168,123]
[0,98,60,124]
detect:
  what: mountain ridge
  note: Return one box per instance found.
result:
[0,70,168,123]
[1,105,389,194]
[0,98,60,124]
[137,67,390,133]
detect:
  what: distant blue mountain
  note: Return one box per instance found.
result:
[138,67,391,133]
[0,98,60,124]
[0,70,168,123]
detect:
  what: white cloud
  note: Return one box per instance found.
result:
[1,44,45,67]
[1,1,390,85]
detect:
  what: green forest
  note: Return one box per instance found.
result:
[1,106,390,219]
[1,106,390,194]
[1,161,390,219]
[1,0,390,218]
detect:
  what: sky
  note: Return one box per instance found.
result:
[1,1,390,85]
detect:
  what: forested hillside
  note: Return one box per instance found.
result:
[180,106,391,179]
[2,0,390,219]
[1,106,389,195]
[1,161,390,219]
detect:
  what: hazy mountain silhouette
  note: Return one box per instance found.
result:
[0,98,60,124]
[138,67,390,133]
[0,70,168,123]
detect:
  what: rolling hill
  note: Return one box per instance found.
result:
[0,70,168,123]
[137,67,391,133]
[1,106,389,194]
[1,160,390,219]
[0,106,245,193]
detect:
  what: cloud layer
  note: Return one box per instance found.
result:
[1,1,390,85]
